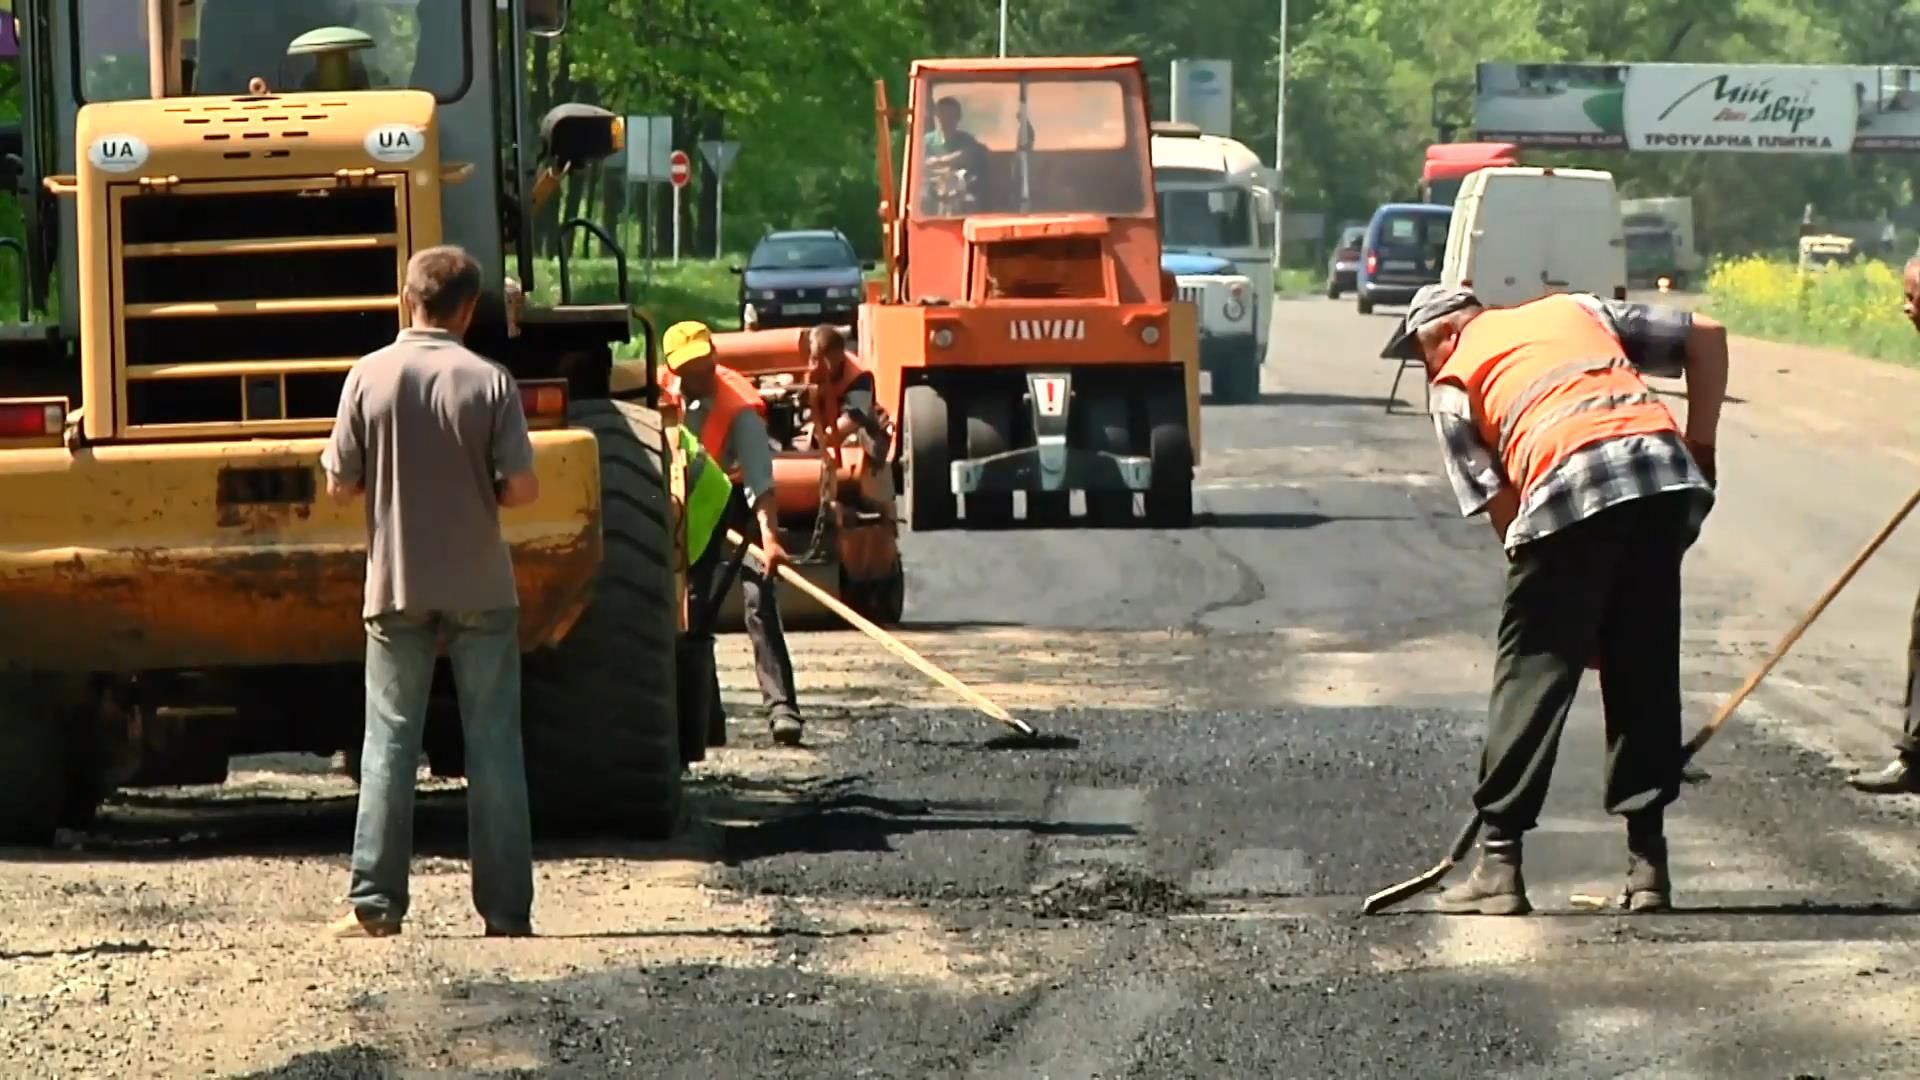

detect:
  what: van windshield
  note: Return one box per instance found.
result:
[1375,212,1449,257]
[1157,187,1253,248]
[76,0,468,102]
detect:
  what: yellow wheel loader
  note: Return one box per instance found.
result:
[0,0,700,843]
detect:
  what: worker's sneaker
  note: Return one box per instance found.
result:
[1847,757,1920,795]
[1618,837,1672,913]
[326,909,402,939]
[769,709,805,747]
[1436,838,1531,915]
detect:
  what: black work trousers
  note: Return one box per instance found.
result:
[1899,589,1920,759]
[685,490,800,720]
[1475,492,1695,839]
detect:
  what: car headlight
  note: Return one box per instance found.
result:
[750,289,777,301]
[827,286,859,300]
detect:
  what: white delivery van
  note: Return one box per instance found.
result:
[1441,166,1628,307]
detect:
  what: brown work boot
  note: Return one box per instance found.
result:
[1436,837,1531,915]
[1847,756,1920,795]
[326,909,402,940]
[769,708,805,747]
[1612,834,1674,907]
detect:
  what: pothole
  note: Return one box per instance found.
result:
[1026,868,1201,920]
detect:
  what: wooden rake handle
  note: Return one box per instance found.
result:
[724,530,1035,736]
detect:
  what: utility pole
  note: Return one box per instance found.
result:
[999,0,1008,57]
[1272,0,1287,272]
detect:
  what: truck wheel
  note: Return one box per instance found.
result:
[905,384,956,532]
[1145,421,1195,528]
[0,675,67,844]
[964,393,1015,528]
[520,399,682,839]
[1326,279,1341,300]
[1084,393,1136,527]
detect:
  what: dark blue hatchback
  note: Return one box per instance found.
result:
[1355,203,1451,315]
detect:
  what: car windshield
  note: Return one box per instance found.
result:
[1157,187,1253,248]
[749,237,856,271]
[76,0,468,102]
[1338,227,1366,250]
[910,73,1149,219]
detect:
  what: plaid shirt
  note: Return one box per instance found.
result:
[1431,294,1715,552]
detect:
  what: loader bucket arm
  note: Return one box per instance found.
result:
[874,79,902,303]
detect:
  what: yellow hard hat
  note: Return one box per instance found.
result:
[662,321,716,371]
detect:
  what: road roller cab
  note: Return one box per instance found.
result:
[864,56,1199,531]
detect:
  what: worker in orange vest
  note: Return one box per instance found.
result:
[660,321,805,747]
[1381,283,1728,916]
[805,324,892,498]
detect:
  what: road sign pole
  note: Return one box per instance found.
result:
[714,176,725,261]
[672,184,682,263]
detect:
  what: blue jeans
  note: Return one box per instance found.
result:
[347,608,534,931]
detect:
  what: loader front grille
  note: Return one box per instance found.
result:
[113,176,409,435]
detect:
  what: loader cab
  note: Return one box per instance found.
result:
[5,0,612,422]
[900,57,1163,308]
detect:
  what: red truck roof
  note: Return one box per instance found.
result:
[1421,142,1519,182]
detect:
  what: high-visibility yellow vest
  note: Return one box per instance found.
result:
[679,425,732,565]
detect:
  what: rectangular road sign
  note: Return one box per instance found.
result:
[625,115,673,182]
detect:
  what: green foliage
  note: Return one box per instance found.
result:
[1705,255,1919,366]
[532,258,741,359]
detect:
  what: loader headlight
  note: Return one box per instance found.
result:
[1139,324,1161,346]
[930,327,955,348]
[1222,296,1247,322]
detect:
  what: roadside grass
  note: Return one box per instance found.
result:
[1704,255,1918,367]
[1275,267,1323,296]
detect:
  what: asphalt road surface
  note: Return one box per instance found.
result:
[7,294,1920,1078]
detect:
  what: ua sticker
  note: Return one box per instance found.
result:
[88,134,149,174]
[365,124,426,163]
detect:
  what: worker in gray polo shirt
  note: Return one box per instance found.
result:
[320,245,538,940]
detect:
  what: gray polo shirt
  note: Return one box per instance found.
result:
[322,327,535,618]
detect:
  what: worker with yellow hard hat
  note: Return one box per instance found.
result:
[659,321,805,747]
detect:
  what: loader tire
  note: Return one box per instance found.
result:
[521,399,682,840]
[0,673,67,845]
[963,393,1014,528]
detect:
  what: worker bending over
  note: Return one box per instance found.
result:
[806,324,891,485]
[661,321,805,746]
[1382,283,1728,915]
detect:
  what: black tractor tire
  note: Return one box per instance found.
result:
[964,392,1015,528]
[520,399,682,840]
[0,674,69,845]
[905,383,956,532]
[1357,294,1375,316]
[1084,393,1136,526]
[1145,421,1196,528]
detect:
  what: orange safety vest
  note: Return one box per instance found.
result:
[659,364,767,469]
[810,351,873,448]
[1435,293,1680,499]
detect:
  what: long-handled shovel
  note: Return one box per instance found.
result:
[724,529,1036,737]
[1362,484,1920,916]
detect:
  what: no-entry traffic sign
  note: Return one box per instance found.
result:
[668,149,691,189]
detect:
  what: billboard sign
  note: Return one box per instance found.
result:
[1475,62,1920,153]
[1170,59,1233,137]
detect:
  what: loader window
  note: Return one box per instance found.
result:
[77,0,469,102]
[911,74,1150,219]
